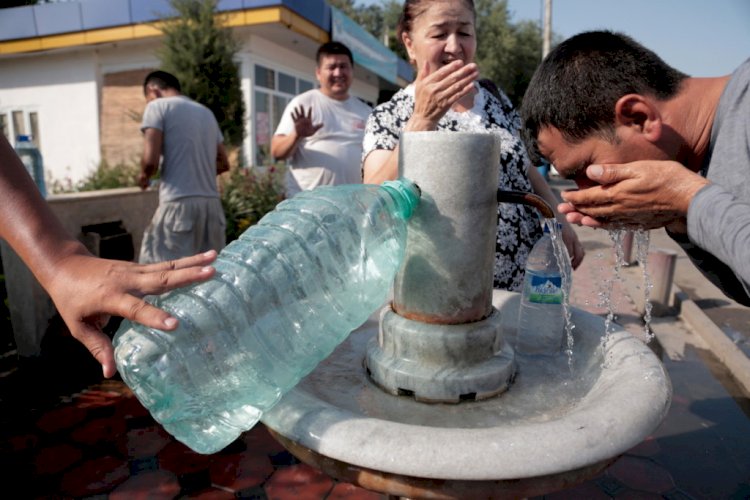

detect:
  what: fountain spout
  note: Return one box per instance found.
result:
[498,190,555,219]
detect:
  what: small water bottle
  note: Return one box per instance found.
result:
[113,179,420,454]
[516,223,566,355]
[15,135,47,198]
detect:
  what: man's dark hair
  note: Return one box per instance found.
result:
[143,70,182,94]
[316,41,354,66]
[520,30,688,158]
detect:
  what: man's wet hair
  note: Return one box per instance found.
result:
[520,30,687,158]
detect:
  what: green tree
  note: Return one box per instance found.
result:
[337,0,549,106]
[158,0,245,147]
[474,0,545,106]
[330,0,408,62]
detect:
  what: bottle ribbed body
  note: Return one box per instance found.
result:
[516,230,565,355]
[113,180,420,454]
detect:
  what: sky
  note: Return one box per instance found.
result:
[360,0,750,77]
[506,0,750,76]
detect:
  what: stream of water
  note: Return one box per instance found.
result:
[544,219,575,366]
[598,229,655,367]
[536,220,660,368]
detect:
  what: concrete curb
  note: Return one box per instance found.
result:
[674,284,750,395]
[620,264,750,395]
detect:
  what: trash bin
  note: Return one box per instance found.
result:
[81,220,134,262]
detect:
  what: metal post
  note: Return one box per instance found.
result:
[542,0,552,59]
[647,249,677,316]
[622,230,636,266]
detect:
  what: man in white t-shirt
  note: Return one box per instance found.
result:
[271,42,372,197]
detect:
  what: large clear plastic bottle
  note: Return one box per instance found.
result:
[113,179,420,454]
[516,223,566,355]
[15,135,47,198]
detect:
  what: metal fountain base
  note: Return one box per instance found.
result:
[261,290,672,498]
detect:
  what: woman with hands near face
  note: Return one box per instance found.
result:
[362,0,584,291]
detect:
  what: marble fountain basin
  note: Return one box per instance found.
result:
[261,289,672,497]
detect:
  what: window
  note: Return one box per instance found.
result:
[278,72,295,94]
[255,65,275,89]
[298,79,314,93]
[1,108,41,147]
[253,64,316,166]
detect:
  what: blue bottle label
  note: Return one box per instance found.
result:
[527,274,563,304]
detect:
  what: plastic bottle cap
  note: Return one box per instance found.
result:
[16,135,31,142]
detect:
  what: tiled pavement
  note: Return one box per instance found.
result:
[1,178,750,499]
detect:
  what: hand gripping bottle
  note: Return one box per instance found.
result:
[113,179,420,454]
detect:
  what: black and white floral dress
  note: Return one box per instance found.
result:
[362,84,543,291]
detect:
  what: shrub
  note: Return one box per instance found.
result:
[50,160,141,194]
[220,165,285,243]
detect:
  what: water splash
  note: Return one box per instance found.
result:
[544,219,576,366]
[602,228,654,362]
[634,229,654,343]
[599,229,629,367]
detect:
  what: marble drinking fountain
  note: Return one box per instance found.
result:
[261,132,672,498]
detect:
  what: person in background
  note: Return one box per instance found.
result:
[521,30,750,305]
[362,0,584,292]
[0,134,217,377]
[139,70,229,263]
[271,41,372,197]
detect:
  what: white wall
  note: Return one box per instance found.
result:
[0,33,381,182]
[0,50,100,184]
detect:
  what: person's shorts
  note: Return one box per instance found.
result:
[139,197,226,264]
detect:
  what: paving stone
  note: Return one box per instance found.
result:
[157,440,215,476]
[35,404,87,433]
[34,443,83,475]
[209,451,274,492]
[116,394,152,419]
[129,455,160,475]
[242,424,287,455]
[268,449,300,468]
[540,479,611,499]
[595,475,627,496]
[120,425,172,458]
[263,463,334,500]
[109,469,181,499]
[616,491,664,499]
[186,486,239,499]
[626,436,661,457]
[70,415,127,446]
[59,455,129,496]
[4,432,39,453]
[608,455,674,493]
[73,388,122,410]
[662,488,699,500]
[326,482,384,499]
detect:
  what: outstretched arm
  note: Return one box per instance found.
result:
[0,135,217,378]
